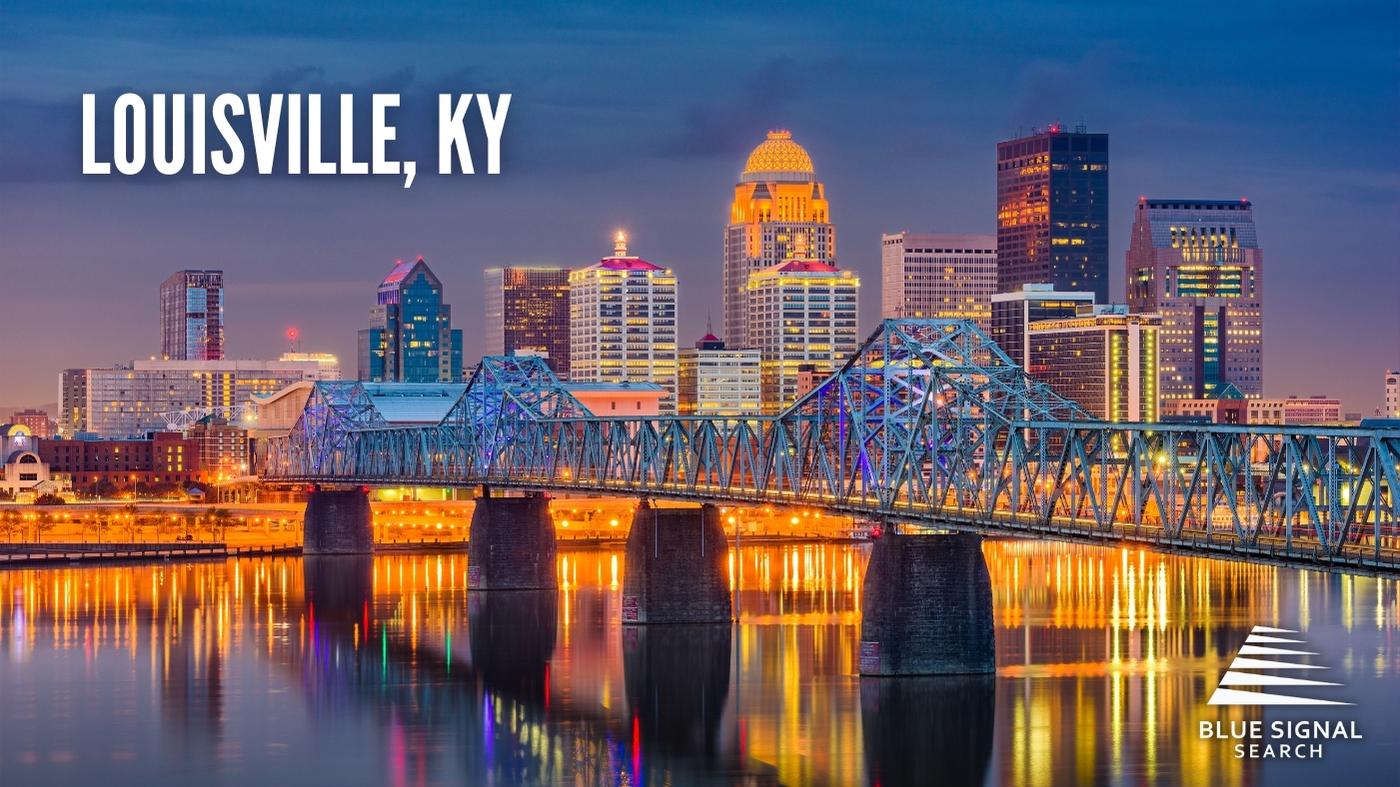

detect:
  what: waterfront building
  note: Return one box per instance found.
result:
[990,284,1095,368]
[276,352,342,380]
[747,257,859,413]
[483,267,572,377]
[0,424,64,499]
[881,233,996,333]
[569,233,678,413]
[1387,371,1399,418]
[724,130,834,349]
[64,359,329,437]
[1027,306,1160,422]
[1127,198,1264,400]
[677,332,761,417]
[996,125,1110,303]
[187,418,250,479]
[38,432,202,495]
[12,408,53,439]
[357,257,464,383]
[160,270,224,361]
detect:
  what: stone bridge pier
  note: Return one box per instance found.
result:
[303,487,374,555]
[467,490,558,590]
[859,530,995,675]
[622,502,731,624]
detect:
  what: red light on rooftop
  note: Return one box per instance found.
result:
[286,327,299,341]
[1048,122,1062,133]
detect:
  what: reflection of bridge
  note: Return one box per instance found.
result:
[262,320,1400,574]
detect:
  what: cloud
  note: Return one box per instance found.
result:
[658,57,808,159]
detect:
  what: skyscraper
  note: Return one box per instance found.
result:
[724,130,834,349]
[569,233,678,412]
[1384,371,1398,418]
[483,267,571,377]
[1127,198,1263,400]
[996,125,1109,303]
[357,257,464,383]
[881,233,997,333]
[747,257,859,413]
[160,270,224,360]
[1027,307,1160,422]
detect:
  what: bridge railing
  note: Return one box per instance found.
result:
[260,412,1400,569]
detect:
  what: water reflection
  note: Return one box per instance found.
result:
[861,675,995,787]
[0,540,1396,785]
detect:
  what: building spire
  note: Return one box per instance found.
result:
[614,230,629,257]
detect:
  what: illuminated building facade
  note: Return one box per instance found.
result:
[990,284,1095,368]
[1127,198,1263,400]
[276,352,342,380]
[725,130,834,349]
[568,234,678,413]
[881,233,996,333]
[1027,308,1160,422]
[66,359,328,437]
[38,432,202,493]
[12,408,53,439]
[1386,371,1399,418]
[58,369,88,437]
[187,418,250,478]
[747,259,859,413]
[160,270,224,360]
[1247,396,1341,425]
[678,333,761,416]
[996,126,1109,303]
[483,266,571,377]
[357,257,464,384]
[564,381,667,417]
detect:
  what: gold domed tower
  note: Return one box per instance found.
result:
[724,130,834,349]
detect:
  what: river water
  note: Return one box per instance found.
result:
[0,540,1395,785]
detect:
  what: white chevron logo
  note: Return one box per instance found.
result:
[1208,626,1351,706]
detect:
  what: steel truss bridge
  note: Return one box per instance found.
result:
[261,320,1400,574]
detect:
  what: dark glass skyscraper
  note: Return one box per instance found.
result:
[357,257,463,383]
[482,267,571,377]
[996,126,1109,303]
[160,270,224,360]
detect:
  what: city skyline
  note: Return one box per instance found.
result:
[2,1,1398,412]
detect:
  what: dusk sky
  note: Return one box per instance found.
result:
[2,1,1397,412]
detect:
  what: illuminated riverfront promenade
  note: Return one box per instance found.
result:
[1,541,1394,784]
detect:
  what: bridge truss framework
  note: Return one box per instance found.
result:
[262,320,1400,574]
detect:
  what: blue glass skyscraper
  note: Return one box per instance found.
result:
[357,257,464,383]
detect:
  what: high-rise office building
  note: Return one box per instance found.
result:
[724,130,834,349]
[160,270,224,360]
[996,125,1109,303]
[1126,198,1263,400]
[881,233,996,333]
[1027,307,1160,422]
[678,332,761,417]
[1386,371,1399,418]
[747,258,859,413]
[990,284,1095,368]
[357,257,464,383]
[569,233,678,412]
[483,267,572,376]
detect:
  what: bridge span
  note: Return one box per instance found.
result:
[259,320,1400,673]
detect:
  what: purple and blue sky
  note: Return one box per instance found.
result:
[2,1,1398,411]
